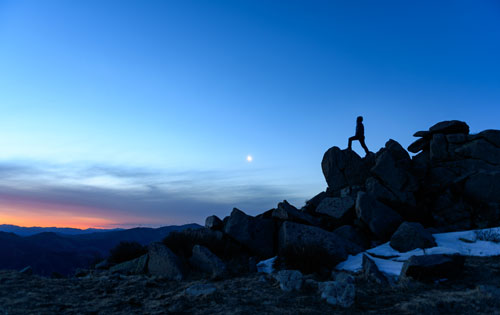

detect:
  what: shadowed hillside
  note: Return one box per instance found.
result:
[0,224,200,276]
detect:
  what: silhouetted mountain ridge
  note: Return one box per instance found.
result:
[0,224,201,276]
[0,224,123,236]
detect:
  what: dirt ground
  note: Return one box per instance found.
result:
[1,256,500,314]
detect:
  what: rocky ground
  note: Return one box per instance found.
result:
[2,256,500,314]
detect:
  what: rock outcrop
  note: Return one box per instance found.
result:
[223,208,275,258]
[77,119,500,311]
[315,120,500,236]
[278,221,362,263]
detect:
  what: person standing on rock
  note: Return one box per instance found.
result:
[348,116,370,155]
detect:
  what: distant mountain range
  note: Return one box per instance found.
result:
[0,224,123,236]
[0,223,201,276]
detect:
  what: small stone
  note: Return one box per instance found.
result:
[274,270,303,292]
[185,284,217,297]
[20,266,33,275]
[318,281,355,308]
[51,272,65,279]
[334,272,355,284]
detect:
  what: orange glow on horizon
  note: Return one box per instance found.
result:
[0,199,136,229]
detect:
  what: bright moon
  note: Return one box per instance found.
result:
[246,155,253,162]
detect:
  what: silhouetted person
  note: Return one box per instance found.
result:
[348,116,370,155]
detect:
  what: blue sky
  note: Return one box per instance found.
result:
[0,1,499,228]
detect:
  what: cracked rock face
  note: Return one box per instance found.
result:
[321,147,369,192]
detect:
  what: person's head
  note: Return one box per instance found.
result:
[357,116,363,123]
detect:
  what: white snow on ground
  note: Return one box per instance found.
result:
[257,256,277,274]
[336,226,500,278]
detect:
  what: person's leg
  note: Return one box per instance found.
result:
[359,137,370,155]
[348,136,356,150]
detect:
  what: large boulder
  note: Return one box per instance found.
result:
[371,149,415,193]
[334,225,369,249]
[430,133,448,161]
[429,120,469,135]
[477,129,500,148]
[412,150,430,178]
[303,191,328,213]
[408,137,430,154]
[162,227,236,260]
[205,215,223,230]
[147,242,185,280]
[390,222,436,252]
[272,200,319,226]
[110,254,148,275]
[189,245,226,279]
[278,221,362,264]
[365,177,416,210]
[385,139,412,166]
[464,172,500,204]
[430,191,472,232]
[455,139,500,165]
[322,147,369,192]
[355,192,403,240]
[400,254,465,281]
[413,130,431,138]
[315,196,354,221]
[224,208,275,258]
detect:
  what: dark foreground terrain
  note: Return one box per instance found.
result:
[1,256,500,314]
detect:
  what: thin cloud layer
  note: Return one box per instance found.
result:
[0,160,308,228]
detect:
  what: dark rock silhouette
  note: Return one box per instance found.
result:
[189,245,227,279]
[315,196,355,221]
[355,191,403,240]
[400,254,465,281]
[109,254,148,275]
[272,200,319,226]
[147,242,185,280]
[3,119,500,313]
[278,221,362,262]
[321,147,369,192]
[205,215,223,230]
[333,225,370,249]
[389,222,436,252]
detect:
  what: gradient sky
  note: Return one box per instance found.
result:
[0,0,499,228]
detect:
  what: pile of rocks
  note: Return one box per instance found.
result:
[92,120,499,308]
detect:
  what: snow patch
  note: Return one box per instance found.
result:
[336,227,500,277]
[257,256,276,274]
